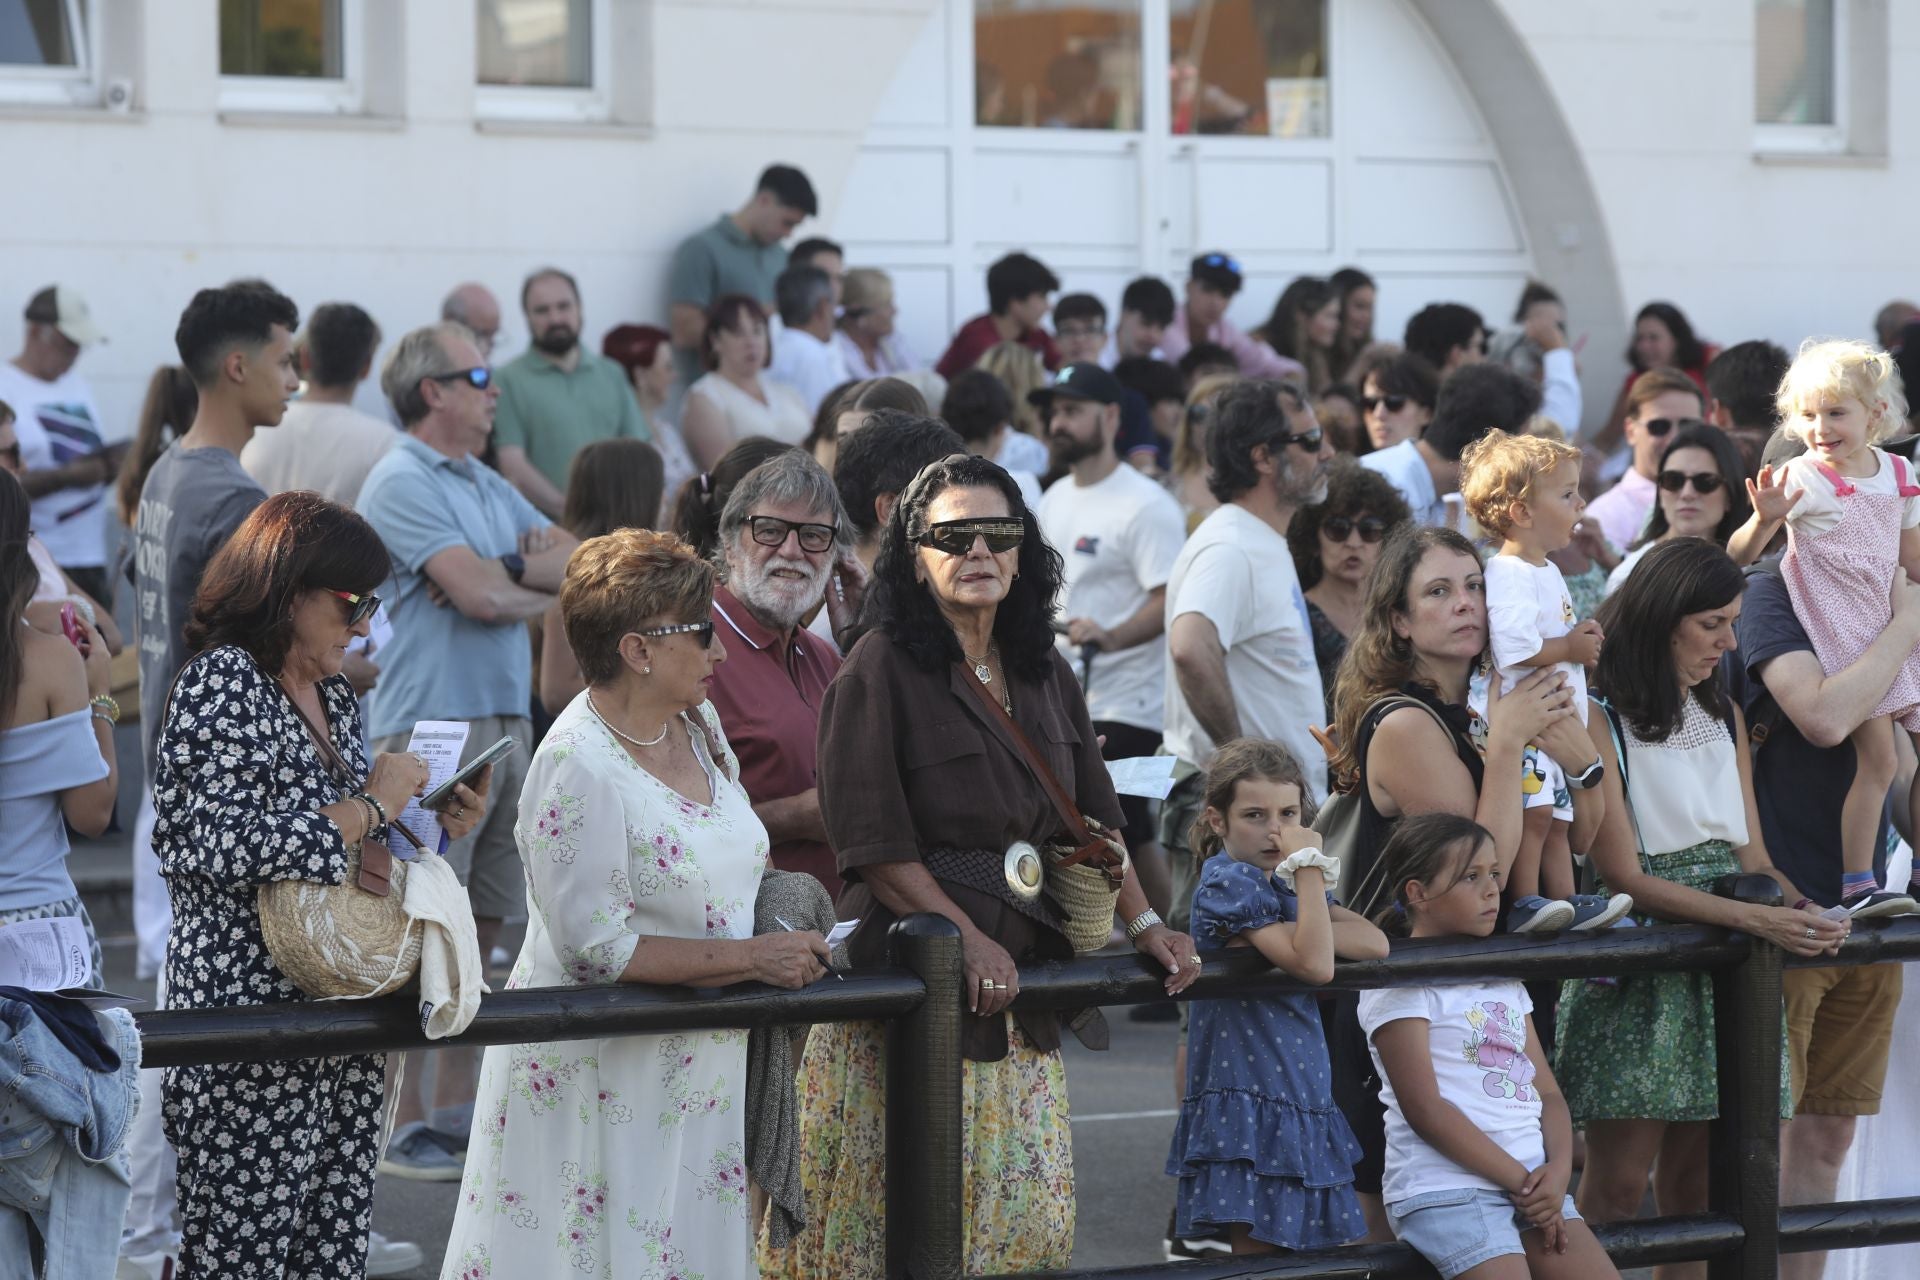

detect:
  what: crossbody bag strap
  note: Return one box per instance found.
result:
[1339,695,1458,915]
[1595,696,1650,864]
[954,663,1119,872]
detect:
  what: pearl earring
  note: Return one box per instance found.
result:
[642,666,651,675]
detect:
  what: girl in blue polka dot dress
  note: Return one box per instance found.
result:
[1164,739,1390,1254]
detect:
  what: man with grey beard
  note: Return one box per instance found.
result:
[706,450,862,897]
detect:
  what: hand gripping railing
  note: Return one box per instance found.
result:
[134,880,1920,1279]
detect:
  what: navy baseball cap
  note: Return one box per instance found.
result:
[1028,362,1123,411]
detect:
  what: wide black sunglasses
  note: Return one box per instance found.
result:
[1321,515,1389,544]
[748,514,837,554]
[919,517,1024,556]
[429,367,493,391]
[1657,470,1726,495]
[329,589,381,626]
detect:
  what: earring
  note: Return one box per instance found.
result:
[643,666,651,675]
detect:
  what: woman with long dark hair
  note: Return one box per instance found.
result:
[1257,276,1340,395]
[768,454,1200,1277]
[1598,302,1717,451]
[1557,538,1844,1275]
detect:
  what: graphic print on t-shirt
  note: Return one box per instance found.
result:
[1464,1000,1534,1101]
[35,400,104,521]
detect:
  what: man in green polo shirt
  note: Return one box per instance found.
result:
[667,163,817,385]
[492,266,649,518]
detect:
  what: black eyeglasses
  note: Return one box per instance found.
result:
[429,367,493,391]
[636,620,717,648]
[1272,426,1324,451]
[918,517,1024,556]
[329,589,381,627]
[1361,394,1409,415]
[1657,470,1725,495]
[1321,515,1389,543]
[748,514,837,554]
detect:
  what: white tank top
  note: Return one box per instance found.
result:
[1617,694,1748,855]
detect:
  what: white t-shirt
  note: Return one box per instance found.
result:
[1359,980,1545,1207]
[0,363,109,568]
[767,325,851,416]
[1360,438,1453,529]
[1481,553,1587,718]
[1781,448,1920,537]
[1038,463,1187,732]
[996,429,1049,478]
[1161,502,1327,802]
[239,399,397,507]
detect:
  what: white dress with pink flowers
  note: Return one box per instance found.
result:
[440,693,767,1280]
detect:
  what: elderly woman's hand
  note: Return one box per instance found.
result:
[747,931,831,989]
[365,751,430,822]
[434,763,492,844]
[1748,903,1848,958]
[962,926,1020,1017]
[1135,925,1202,996]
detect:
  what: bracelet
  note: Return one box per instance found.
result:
[357,790,389,829]
[355,795,383,845]
[88,694,119,724]
[1793,898,1813,912]
[1276,847,1342,891]
[1124,908,1163,940]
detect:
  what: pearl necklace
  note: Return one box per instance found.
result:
[587,692,670,748]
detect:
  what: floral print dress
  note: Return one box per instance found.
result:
[441,694,767,1280]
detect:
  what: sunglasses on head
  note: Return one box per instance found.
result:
[429,366,492,391]
[918,517,1025,556]
[636,620,717,648]
[1361,394,1409,415]
[1657,469,1725,495]
[747,514,837,554]
[329,589,381,627]
[1321,515,1389,543]
[1199,252,1242,273]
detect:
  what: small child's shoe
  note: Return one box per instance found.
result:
[1568,892,1635,931]
[1841,888,1920,919]
[1507,895,1575,934]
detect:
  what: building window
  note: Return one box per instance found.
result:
[0,0,94,106]
[476,0,608,121]
[219,0,360,113]
[1755,0,1842,149]
[1170,0,1326,138]
[974,1,1141,131]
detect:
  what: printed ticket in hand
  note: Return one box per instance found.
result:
[0,916,93,991]
[389,720,470,860]
[1106,755,1179,800]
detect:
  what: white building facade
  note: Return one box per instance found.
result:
[0,0,1904,436]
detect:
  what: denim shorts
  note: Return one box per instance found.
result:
[1387,1186,1581,1279]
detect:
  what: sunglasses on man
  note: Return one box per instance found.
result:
[429,367,493,391]
[1640,416,1705,440]
[918,517,1025,556]
[1656,469,1725,495]
[330,590,381,627]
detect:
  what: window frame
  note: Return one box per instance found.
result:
[474,0,611,124]
[1753,0,1848,155]
[0,0,97,107]
[1166,0,1332,142]
[217,0,365,117]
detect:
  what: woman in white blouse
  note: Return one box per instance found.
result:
[681,295,810,467]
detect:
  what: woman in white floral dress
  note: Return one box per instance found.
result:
[442,529,830,1280]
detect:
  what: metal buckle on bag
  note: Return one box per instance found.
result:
[1004,841,1044,902]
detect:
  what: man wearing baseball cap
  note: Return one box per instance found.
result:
[1158,251,1305,385]
[0,285,117,604]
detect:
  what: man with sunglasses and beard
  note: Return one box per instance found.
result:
[705,450,863,896]
[357,322,579,1179]
[492,266,650,519]
[1034,364,1187,917]
[1582,367,1705,552]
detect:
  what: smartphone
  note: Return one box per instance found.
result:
[419,735,517,811]
[58,602,87,653]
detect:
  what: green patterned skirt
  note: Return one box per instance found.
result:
[1554,840,1791,1124]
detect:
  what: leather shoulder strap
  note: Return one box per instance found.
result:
[955,663,1105,864]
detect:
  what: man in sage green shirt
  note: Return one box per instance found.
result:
[491,266,649,517]
[666,163,817,387]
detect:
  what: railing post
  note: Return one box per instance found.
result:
[1709,874,1785,1280]
[885,913,965,1280]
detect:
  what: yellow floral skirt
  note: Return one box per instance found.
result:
[757,1017,1075,1278]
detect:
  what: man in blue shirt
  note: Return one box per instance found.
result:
[358,321,577,1174]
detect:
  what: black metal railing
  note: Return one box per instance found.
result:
[133,879,1920,1279]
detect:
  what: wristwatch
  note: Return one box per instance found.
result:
[1566,758,1606,790]
[500,552,527,583]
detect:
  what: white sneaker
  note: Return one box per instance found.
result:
[115,1253,176,1280]
[366,1230,424,1277]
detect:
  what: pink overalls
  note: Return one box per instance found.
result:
[1782,450,1920,730]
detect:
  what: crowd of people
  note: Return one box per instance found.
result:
[0,158,1916,1279]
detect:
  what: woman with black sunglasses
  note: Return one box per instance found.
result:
[1604,423,1751,597]
[769,453,1201,1278]
[1288,459,1413,718]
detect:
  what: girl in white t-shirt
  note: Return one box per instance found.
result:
[1459,431,1631,935]
[1731,339,1920,917]
[1359,813,1620,1280]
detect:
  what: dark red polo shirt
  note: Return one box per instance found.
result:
[934,313,1062,380]
[706,585,844,898]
